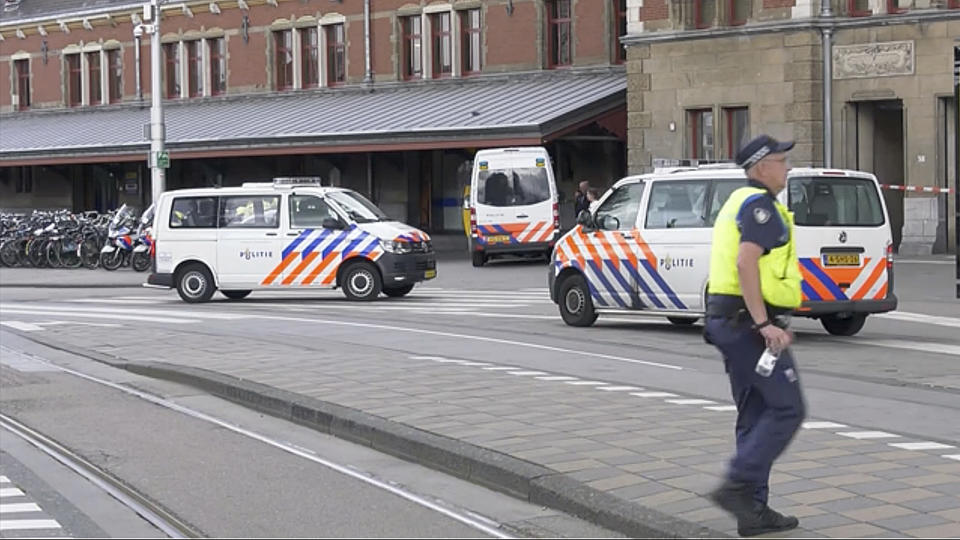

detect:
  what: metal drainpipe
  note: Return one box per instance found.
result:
[135,35,143,102]
[820,1,834,167]
[363,0,373,85]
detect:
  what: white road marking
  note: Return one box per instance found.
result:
[409,356,446,361]
[0,487,25,497]
[0,476,8,483]
[38,321,122,328]
[850,339,960,357]
[888,442,956,451]
[432,359,470,364]
[0,321,43,332]
[457,362,491,367]
[944,455,960,461]
[0,308,198,325]
[482,367,519,371]
[1,303,248,321]
[874,311,960,329]
[704,405,737,412]
[596,386,643,392]
[894,259,954,265]
[563,381,608,386]
[665,399,716,405]
[67,298,166,305]
[803,421,848,429]
[631,392,678,398]
[0,519,63,531]
[0,503,42,513]
[507,371,546,376]
[255,314,684,371]
[837,431,901,440]
[534,376,578,381]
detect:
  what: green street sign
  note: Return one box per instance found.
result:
[156,151,170,169]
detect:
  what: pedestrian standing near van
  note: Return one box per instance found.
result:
[574,180,592,216]
[704,135,806,537]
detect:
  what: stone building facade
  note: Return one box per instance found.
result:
[623,0,959,254]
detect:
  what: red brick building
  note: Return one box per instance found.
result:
[1,0,629,232]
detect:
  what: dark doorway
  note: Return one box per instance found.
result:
[850,100,905,251]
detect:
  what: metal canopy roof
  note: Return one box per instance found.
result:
[0,68,625,164]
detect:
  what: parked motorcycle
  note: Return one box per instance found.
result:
[131,204,154,273]
[100,205,137,271]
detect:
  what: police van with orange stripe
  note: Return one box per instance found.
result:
[548,165,897,336]
[148,177,436,303]
[467,147,560,267]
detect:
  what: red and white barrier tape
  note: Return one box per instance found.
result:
[880,184,955,195]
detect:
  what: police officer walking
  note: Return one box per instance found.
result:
[705,135,806,536]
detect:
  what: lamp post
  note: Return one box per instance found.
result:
[135,0,166,206]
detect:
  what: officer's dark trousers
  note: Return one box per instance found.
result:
[705,317,806,506]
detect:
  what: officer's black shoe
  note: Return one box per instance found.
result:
[708,480,756,520]
[737,506,799,537]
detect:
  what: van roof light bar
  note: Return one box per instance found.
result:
[273,177,323,187]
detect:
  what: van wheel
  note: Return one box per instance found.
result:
[177,264,215,303]
[471,251,486,267]
[558,274,598,327]
[668,317,698,326]
[384,284,414,298]
[821,314,867,336]
[221,290,251,300]
[342,261,382,301]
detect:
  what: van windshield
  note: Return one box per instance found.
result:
[326,190,388,224]
[788,176,885,227]
[476,168,551,207]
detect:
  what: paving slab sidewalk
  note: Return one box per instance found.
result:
[5,321,960,539]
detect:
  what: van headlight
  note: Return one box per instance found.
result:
[380,239,413,254]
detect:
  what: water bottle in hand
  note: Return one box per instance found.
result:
[755,348,779,377]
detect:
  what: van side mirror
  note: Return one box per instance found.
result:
[576,210,594,228]
[600,215,621,231]
[322,217,345,230]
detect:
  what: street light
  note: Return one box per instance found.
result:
[134,0,167,207]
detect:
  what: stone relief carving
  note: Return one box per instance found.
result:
[833,41,914,80]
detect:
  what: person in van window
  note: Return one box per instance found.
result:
[703,135,806,537]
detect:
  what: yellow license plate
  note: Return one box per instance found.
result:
[486,235,510,244]
[824,253,860,266]
[425,269,437,279]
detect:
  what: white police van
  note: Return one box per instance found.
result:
[548,165,897,336]
[467,147,560,267]
[148,178,436,302]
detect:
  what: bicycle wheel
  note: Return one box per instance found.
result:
[46,240,63,268]
[80,235,101,269]
[0,240,18,267]
[59,238,82,269]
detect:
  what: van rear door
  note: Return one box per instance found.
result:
[786,172,892,304]
[473,153,555,248]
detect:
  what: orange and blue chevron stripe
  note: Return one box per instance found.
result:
[478,222,555,245]
[799,257,888,302]
[261,225,383,287]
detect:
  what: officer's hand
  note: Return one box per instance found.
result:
[759,325,792,353]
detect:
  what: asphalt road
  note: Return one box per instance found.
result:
[0,256,957,537]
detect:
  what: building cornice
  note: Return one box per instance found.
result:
[622,11,960,46]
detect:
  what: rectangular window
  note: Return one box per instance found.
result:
[170,197,218,229]
[219,195,281,228]
[950,0,960,8]
[547,0,572,68]
[644,181,710,229]
[848,0,871,16]
[431,12,452,78]
[326,24,345,86]
[594,182,645,230]
[210,38,226,96]
[788,177,885,227]
[107,49,122,103]
[729,0,750,26]
[14,59,29,111]
[886,0,907,13]
[613,0,627,64]
[300,27,319,88]
[186,40,203,97]
[694,0,717,29]
[476,168,552,207]
[87,51,102,105]
[164,43,180,98]
[461,9,481,75]
[402,16,423,80]
[66,54,82,107]
[290,195,340,228]
[274,30,293,91]
[723,107,749,160]
[688,109,714,160]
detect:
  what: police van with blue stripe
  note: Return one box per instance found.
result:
[148,177,436,302]
[548,165,897,336]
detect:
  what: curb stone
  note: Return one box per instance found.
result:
[8,329,726,539]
